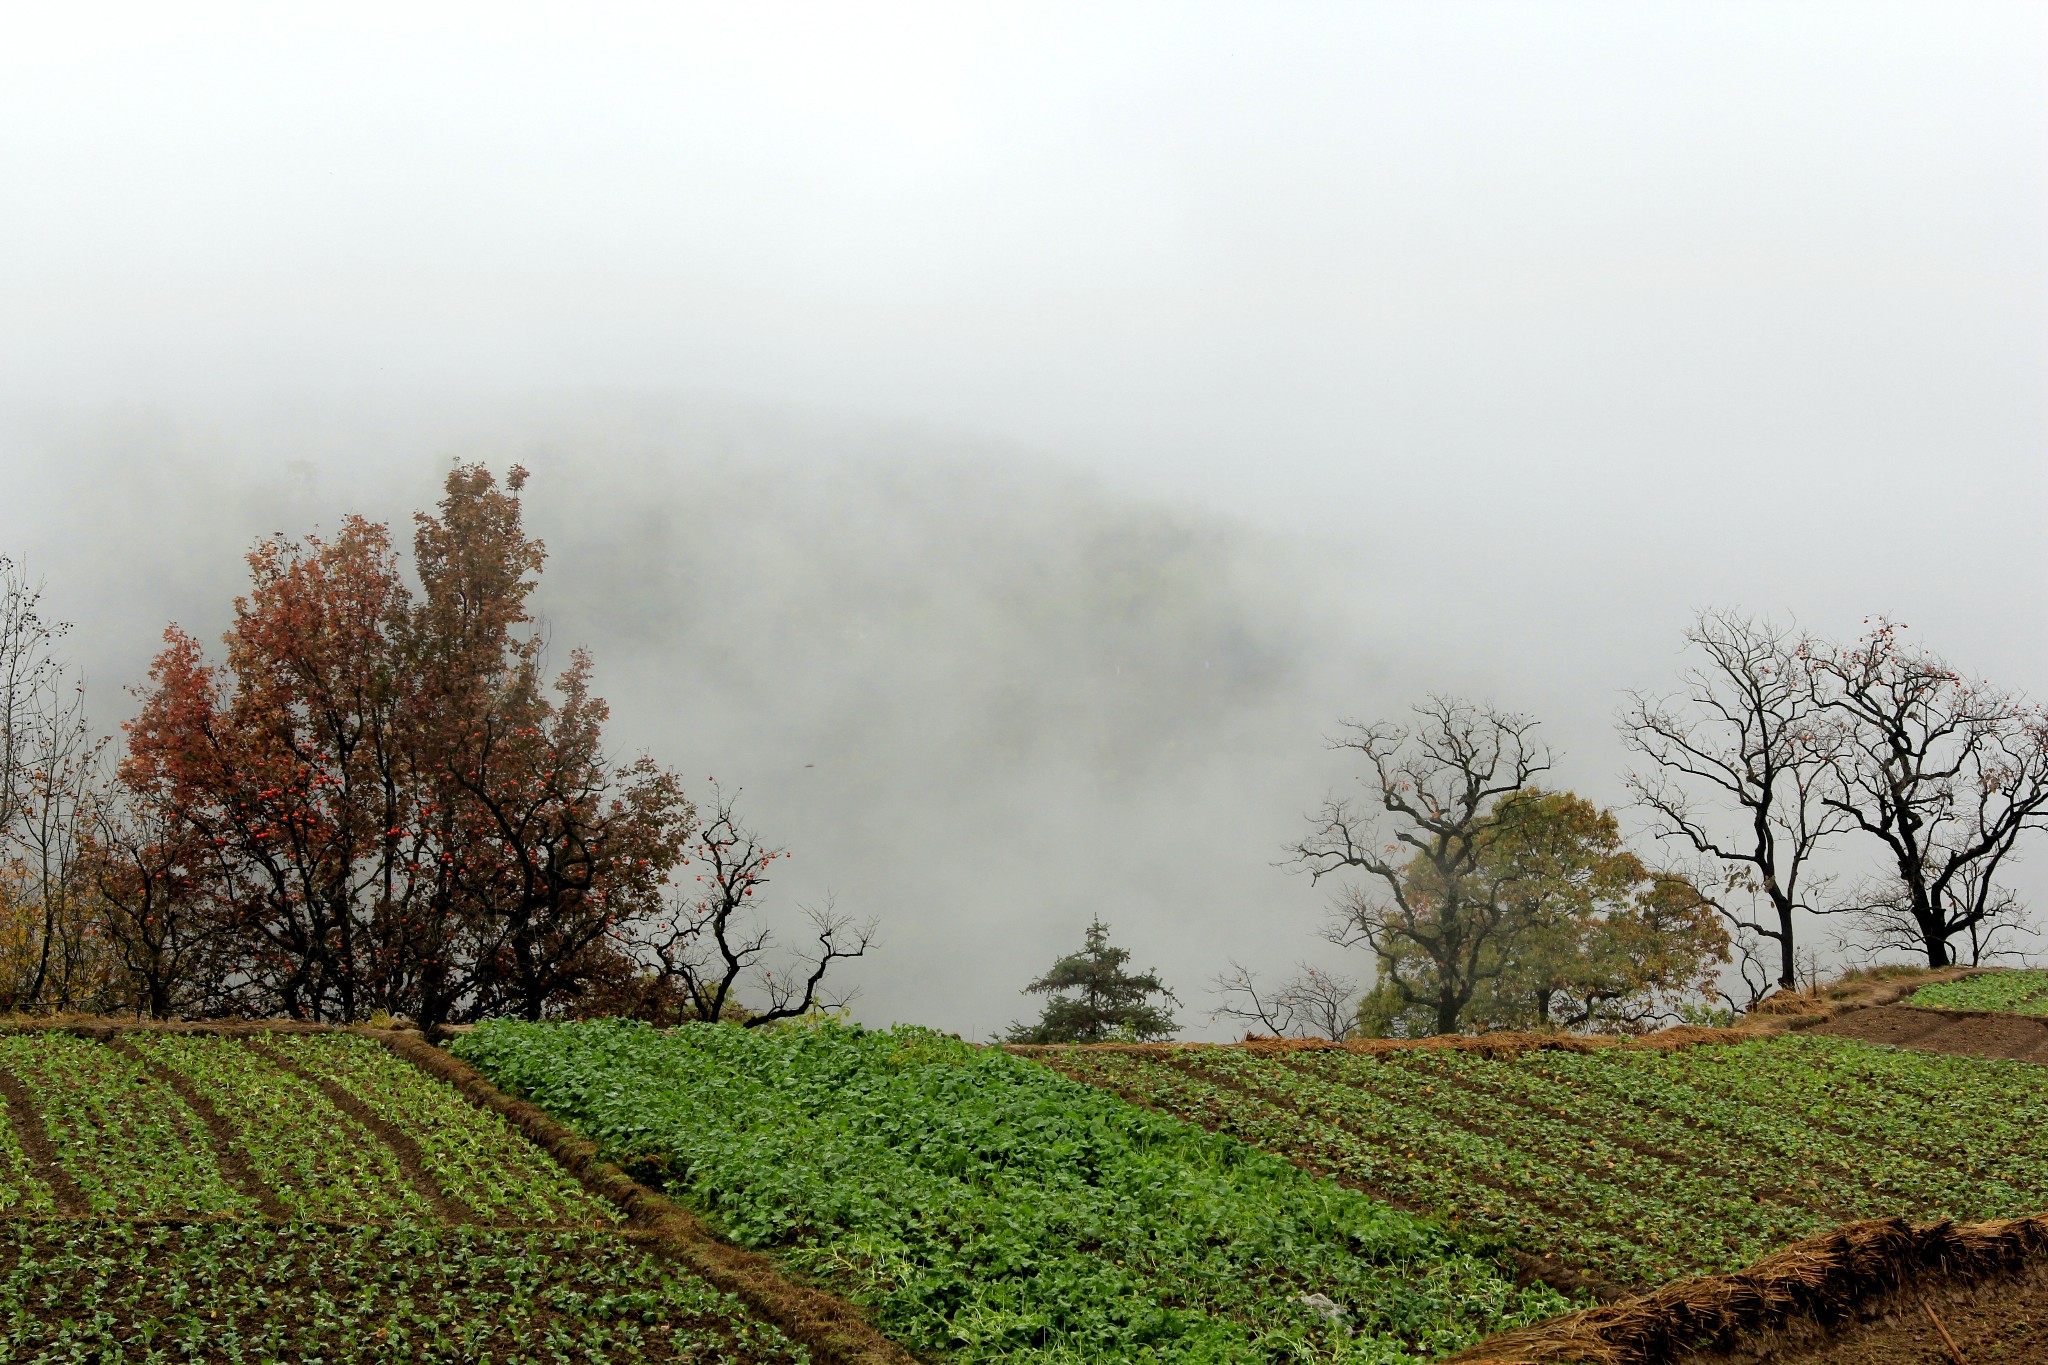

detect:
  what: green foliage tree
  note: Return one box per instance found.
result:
[1468,789,1727,1032]
[1290,697,1728,1038]
[1351,790,1727,1037]
[1005,917,1179,1043]
[1290,697,1552,1036]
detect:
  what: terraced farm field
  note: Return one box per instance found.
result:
[0,1028,808,1364]
[1033,1032,2048,1292]
[1909,968,2048,1014]
[451,1019,1574,1365]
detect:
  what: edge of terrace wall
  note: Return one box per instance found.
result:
[370,1028,924,1365]
[1002,966,1986,1060]
[1443,1213,2048,1365]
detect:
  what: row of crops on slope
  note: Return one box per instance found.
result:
[1909,969,2048,1014]
[0,1030,808,1364]
[1038,1033,2048,1289]
[0,1221,806,1364]
[0,1030,608,1224]
[449,1019,1575,1365]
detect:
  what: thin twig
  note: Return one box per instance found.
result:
[1921,1298,1966,1365]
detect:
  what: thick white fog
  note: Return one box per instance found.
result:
[1,4,2042,1033]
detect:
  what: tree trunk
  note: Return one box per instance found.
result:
[1773,901,1797,990]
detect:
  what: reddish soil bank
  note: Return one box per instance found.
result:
[1808,1004,2048,1065]
[1678,1263,2048,1364]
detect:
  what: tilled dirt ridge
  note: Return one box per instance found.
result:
[1447,1214,2048,1365]
[1808,1004,2048,1066]
[1678,1260,2048,1363]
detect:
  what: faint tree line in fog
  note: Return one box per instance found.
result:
[0,466,867,1025]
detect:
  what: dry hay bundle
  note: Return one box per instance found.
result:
[1448,1213,2048,1365]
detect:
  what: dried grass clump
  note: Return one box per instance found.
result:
[1747,966,1982,1017]
[1010,966,1985,1064]
[1447,1213,2048,1365]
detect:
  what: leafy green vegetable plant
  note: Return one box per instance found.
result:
[452,1019,1570,1364]
[1042,1033,2048,1290]
[1908,970,2048,1014]
[0,1033,250,1218]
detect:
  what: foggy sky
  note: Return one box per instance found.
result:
[1,4,2043,1034]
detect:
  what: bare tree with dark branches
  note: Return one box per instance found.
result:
[627,784,875,1026]
[1804,620,2048,968]
[1211,960,1360,1041]
[1829,863,2034,970]
[0,558,115,1011]
[80,782,247,1019]
[1285,696,1551,1036]
[1619,610,1849,992]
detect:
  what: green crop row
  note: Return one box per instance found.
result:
[0,1032,625,1229]
[128,1033,437,1224]
[0,1110,46,1220]
[257,1034,617,1228]
[0,1034,250,1219]
[450,1019,1574,1364]
[0,1218,809,1364]
[1040,1034,2048,1290]
[1909,969,2048,1015]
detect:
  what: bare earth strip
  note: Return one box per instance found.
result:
[1678,1262,2048,1365]
[246,1037,476,1226]
[0,1067,86,1216]
[1453,1214,2048,1365]
[1809,1005,2048,1065]
[101,1036,290,1221]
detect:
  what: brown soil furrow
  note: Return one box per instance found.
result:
[1157,1050,1543,1206]
[1450,1214,2048,1365]
[1069,1052,1623,1301]
[1810,1003,2048,1066]
[1856,1010,1957,1048]
[1381,1060,1860,1225]
[244,1038,475,1226]
[0,1067,86,1216]
[101,1038,289,1221]
[374,1029,919,1365]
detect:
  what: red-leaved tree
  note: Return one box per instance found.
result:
[107,465,696,1026]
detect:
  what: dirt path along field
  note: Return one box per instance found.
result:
[1808,1005,2048,1066]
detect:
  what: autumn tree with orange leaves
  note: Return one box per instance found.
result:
[110,465,696,1027]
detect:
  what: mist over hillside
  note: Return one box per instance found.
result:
[1,400,1431,1036]
[4,392,2043,1029]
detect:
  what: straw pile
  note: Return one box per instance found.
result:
[1447,1213,2048,1365]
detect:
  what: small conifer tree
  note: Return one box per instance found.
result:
[1004,918,1178,1043]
